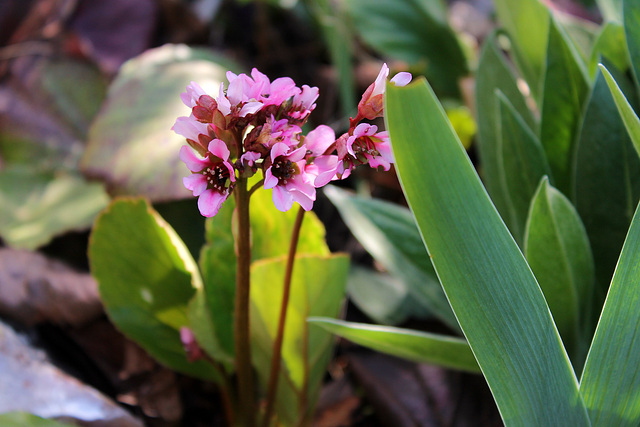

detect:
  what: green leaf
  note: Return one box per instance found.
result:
[493,0,550,99]
[539,17,590,194]
[600,64,640,158]
[0,170,109,249]
[597,0,623,22]
[524,177,595,365]
[589,22,628,78]
[573,65,640,290]
[190,183,329,367]
[345,0,466,98]
[190,199,236,367]
[580,201,640,426]
[41,59,108,138]
[347,267,414,326]
[250,185,329,260]
[308,318,479,373]
[305,0,355,115]
[89,198,219,381]
[475,31,536,236]
[625,0,640,87]
[250,254,349,426]
[324,186,458,330]
[497,92,551,244]
[0,412,75,427]
[80,44,240,201]
[386,78,589,425]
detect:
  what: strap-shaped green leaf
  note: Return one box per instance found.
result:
[539,17,590,195]
[493,0,550,100]
[600,64,640,158]
[308,318,479,373]
[574,65,640,289]
[386,79,589,425]
[580,201,640,425]
[624,0,640,87]
[497,92,551,245]
[476,31,536,239]
[524,177,595,367]
[324,185,457,330]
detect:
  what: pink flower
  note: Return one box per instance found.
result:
[357,63,412,120]
[180,81,207,108]
[288,85,319,120]
[248,68,299,107]
[264,143,316,212]
[181,139,236,217]
[337,123,394,177]
[304,125,335,157]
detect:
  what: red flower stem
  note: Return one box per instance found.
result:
[234,177,256,427]
[261,206,306,427]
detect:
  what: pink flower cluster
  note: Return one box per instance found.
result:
[173,65,411,217]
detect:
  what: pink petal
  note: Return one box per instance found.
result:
[172,116,208,141]
[241,151,261,166]
[290,189,314,211]
[372,63,390,97]
[368,155,391,171]
[272,186,294,212]
[264,167,279,189]
[198,189,227,217]
[217,83,231,115]
[312,155,339,187]
[270,142,290,161]
[391,72,412,87]
[183,174,208,196]
[287,146,307,163]
[207,139,231,161]
[305,125,335,157]
[239,101,263,117]
[180,146,210,172]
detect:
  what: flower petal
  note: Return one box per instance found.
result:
[180,146,210,172]
[390,72,412,87]
[198,189,227,217]
[305,125,336,157]
[207,139,230,161]
[183,174,208,196]
[272,185,294,212]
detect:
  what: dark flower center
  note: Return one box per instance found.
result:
[203,163,231,192]
[271,159,297,184]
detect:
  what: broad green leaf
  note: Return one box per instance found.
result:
[476,31,536,236]
[41,59,108,138]
[524,177,595,365]
[0,412,75,427]
[89,198,219,381]
[0,170,109,249]
[497,92,551,245]
[324,185,458,331]
[625,0,640,87]
[539,17,590,195]
[81,44,239,201]
[573,65,640,290]
[493,0,550,99]
[589,22,628,77]
[250,185,329,260]
[250,254,348,426]
[600,64,640,157]
[580,201,640,425]
[345,0,466,98]
[597,0,623,22]
[308,318,479,373]
[386,79,589,425]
